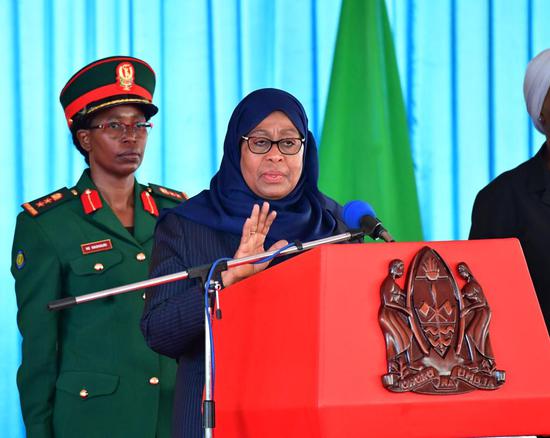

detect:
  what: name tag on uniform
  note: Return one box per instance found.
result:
[81,239,113,255]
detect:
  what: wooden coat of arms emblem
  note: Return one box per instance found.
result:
[379,246,505,394]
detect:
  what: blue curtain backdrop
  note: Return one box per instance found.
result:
[387,0,550,240]
[2,0,549,435]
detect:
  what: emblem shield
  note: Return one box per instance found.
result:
[379,246,505,395]
[408,248,459,358]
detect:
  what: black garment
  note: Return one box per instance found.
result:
[469,145,550,332]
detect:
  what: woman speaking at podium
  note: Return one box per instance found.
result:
[141,88,347,437]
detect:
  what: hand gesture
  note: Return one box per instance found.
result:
[221,202,288,287]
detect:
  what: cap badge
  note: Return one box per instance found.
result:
[116,62,135,91]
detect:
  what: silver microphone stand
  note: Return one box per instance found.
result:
[48,229,364,311]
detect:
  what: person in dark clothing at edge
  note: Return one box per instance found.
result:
[141,88,349,437]
[470,48,550,335]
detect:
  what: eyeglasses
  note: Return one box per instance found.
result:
[241,136,304,155]
[88,121,153,138]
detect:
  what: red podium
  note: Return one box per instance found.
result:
[213,239,550,437]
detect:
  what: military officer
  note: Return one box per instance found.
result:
[11,56,185,437]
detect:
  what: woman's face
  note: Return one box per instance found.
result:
[77,104,148,177]
[240,111,304,200]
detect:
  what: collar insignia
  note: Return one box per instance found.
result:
[80,189,103,214]
[141,191,159,217]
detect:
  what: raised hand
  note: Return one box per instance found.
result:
[221,202,288,287]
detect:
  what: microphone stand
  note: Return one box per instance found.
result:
[48,229,364,311]
[47,228,364,438]
[204,280,219,438]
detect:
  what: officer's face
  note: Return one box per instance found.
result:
[240,111,304,200]
[78,104,148,177]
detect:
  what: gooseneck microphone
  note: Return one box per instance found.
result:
[343,200,395,242]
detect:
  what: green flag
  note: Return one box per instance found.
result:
[319,0,422,241]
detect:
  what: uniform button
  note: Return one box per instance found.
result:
[136,252,146,261]
[149,377,159,385]
[80,389,89,399]
[142,293,146,300]
[94,263,104,271]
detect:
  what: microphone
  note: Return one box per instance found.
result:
[343,200,395,242]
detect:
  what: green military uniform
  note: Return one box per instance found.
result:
[11,169,185,437]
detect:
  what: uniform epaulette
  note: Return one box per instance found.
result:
[147,183,188,202]
[22,187,76,217]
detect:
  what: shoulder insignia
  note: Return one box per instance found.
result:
[148,183,188,202]
[80,188,103,214]
[15,250,26,270]
[22,187,75,217]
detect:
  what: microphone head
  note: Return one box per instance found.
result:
[342,200,377,229]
